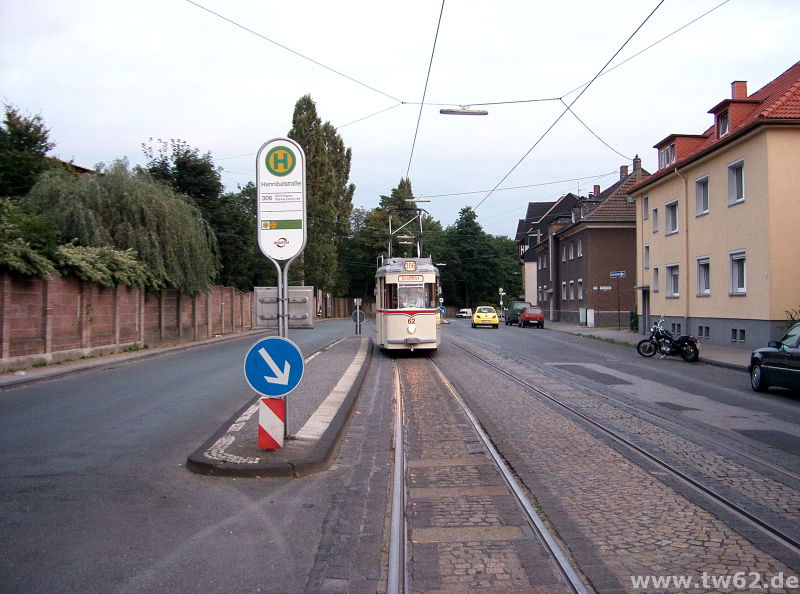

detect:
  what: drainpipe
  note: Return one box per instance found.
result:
[673,167,690,333]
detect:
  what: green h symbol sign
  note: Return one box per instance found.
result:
[266,146,296,176]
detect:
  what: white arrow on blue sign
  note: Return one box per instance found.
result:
[244,337,304,397]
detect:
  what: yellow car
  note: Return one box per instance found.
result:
[471,306,499,329]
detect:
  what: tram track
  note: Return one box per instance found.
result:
[387,356,590,593]
[449,338,800,564]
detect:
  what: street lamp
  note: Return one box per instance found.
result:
[440,107,489,116]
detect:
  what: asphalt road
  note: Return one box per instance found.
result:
[2,317,798,592]
[0,320,357,593]
[446,318,800,457]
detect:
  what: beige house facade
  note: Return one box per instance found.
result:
[629,62,800,349]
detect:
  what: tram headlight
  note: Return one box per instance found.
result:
[407,323,416,334]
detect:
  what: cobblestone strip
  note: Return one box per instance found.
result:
[397,357,569,592]
[437,339,798,591]
[493,350,800,531]
[304,350,394,593]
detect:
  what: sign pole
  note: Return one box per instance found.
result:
[255,138,307,439]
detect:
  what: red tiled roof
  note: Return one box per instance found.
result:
[630,60,800,192]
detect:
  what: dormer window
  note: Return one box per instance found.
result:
[658,143,675,169]
[718,112,729,137]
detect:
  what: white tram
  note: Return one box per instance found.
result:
[375,257,441,352]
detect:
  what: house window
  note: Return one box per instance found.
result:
[697,257,710,296]
[729,250,746,295]
[643,196,649,220]
[577,238,583,257]
[577,279,583,300]
[569,280,575,300]
[568,242,574,260]
[698,325,710,339]
[731,328,746,343]
[718,112,729,137]
[644,245,650,270]
[665,201,678,235]
[652,207,659,233]
[652,267,659,293]
[561,282,567,300]
[671,322,682,334]
[658,143,676,169]
[727,160,745,205]
[666,264,679,297]
[695,176,709,215]
[562,245,567,262]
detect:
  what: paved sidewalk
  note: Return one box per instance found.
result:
[543,320,751,370]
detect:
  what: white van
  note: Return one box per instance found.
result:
[456,308,473,318]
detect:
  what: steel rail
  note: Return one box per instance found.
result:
[453,341,800,560]
[497,343,800,485]
[426,358,590,594]
[387,361,406,594]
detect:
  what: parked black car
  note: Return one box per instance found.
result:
[749,322,800,392]
[505,301,531,326]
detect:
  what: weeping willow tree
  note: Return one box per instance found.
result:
[21,160,219,293]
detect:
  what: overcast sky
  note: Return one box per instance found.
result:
[2,0,798,237]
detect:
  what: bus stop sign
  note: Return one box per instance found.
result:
[256,138,307,262]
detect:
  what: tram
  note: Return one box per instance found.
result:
[375,256,441,351]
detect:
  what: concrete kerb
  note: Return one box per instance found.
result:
[186,335,373,478]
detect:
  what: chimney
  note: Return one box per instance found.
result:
[633,154,642,171]
[732,80,748,100]
[593,184,601,197]
[620,165,629,179]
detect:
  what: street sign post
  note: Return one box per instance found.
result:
[243,336,304,449]
[256,138,307,339]
[610,271,626,330]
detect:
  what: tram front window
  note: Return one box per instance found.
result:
[398,284,426,308]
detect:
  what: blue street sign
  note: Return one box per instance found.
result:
[439,306,446,315]
[243,337,304,397]
[610,270,627,279]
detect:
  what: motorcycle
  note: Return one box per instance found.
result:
[636,317,700,362]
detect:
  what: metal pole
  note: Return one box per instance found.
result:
[272,259,284,337]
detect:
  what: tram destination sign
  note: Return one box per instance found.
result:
[256,138,307,261]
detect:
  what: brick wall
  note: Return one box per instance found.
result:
[0,272,253,370]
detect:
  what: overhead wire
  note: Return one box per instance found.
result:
[560,100,632,161]
[406,0,446,179]
[190,0,726,228]
[184,0,404,103]
[471,0,666,213]
[561,0,732,99]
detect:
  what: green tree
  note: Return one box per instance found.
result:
[0,104,55,197]
[22,161,219,293]
[445,207,498,307]
[217,182,276,290]
[142,139,273,290]
[288,95,354,294]
[0,198,57,278]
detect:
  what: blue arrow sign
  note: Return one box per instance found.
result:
[244,337,304,397]
[439,306,446,315]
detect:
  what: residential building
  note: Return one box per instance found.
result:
[515,201,556,302]
[628,61,800,348]
[519,193,582,314]
[551,158,649,326]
